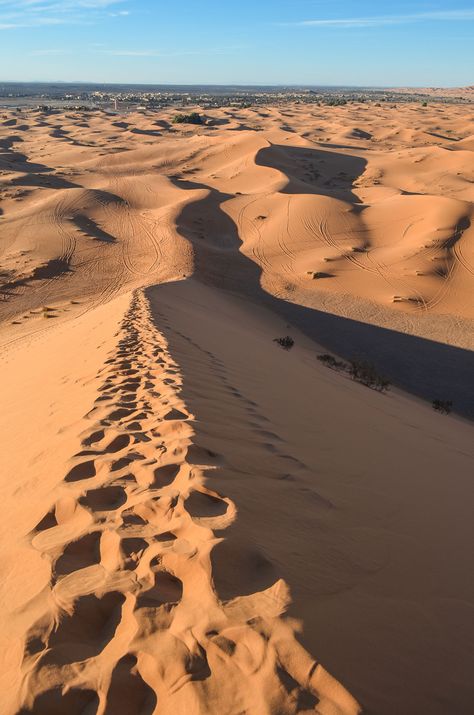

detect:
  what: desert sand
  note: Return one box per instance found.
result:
[393,85,474,99]
[0,102,473,715]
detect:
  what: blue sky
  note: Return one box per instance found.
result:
[0,0,473,85]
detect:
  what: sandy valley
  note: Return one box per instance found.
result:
[0,101,473,715]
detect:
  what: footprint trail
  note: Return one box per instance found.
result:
[19,290,359,715]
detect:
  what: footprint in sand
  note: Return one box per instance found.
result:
[64,459,96,482]
[18,290,359,715]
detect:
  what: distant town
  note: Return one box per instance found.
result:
[0,82,472,112]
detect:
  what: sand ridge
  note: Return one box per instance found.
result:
[1,101,473,714]
[7,289,359,715]
[1,102,473,350]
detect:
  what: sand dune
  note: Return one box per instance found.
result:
[0,102,473,714]
[2,103,473,352]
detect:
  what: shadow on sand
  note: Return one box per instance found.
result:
[255,143,367,203]
[172,144,473,417]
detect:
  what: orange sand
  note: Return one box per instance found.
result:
[0,102,473,715]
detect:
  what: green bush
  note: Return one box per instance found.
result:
[324,98,348,106]
[172,112,203,125]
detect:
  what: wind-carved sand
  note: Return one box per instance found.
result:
[1,103,473,413]
[1,103,474,715]
[2,103,474,338]
[13,291,358,715]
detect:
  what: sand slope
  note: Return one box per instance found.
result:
[147,279,474,715]
[2,103,473,338]
[0,102,473,714]
[0,288,359,715]
[1,102,473,411]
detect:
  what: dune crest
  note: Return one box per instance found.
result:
[11,290,359,715]
[1,103,473,344]
[1,102,473,714]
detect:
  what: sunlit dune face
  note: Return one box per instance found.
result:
[1,102,473,351]
[0,100,473,715]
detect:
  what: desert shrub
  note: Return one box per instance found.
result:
[317,354,390,392]
[349,360,390,392]
[376,377,391,392]
[317,354,346,371]
[324,97,348,106]
[172,112,203,125]
[432,399,453,415]
[274,336,294,351]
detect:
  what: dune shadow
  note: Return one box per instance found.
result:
[273,302,474,418]
[130,128,162,137]
[206,117,230,126]
[153,120,171,129]
[72,214,117,243]
[0,144,80,189]
[0,257,72,299]
[10,173,80,190]
[49,127,90,147]
[255,143,367,202]
[228,123,262,132]
[50,127,70,138]
[321,142,371,152]
[0,134,24,150]
[170,141,473,417]
[427,131,456,142]
[17,688,99,715]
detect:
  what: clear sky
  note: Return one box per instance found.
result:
[0,0,473,86]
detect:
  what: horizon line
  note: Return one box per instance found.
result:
[0,80,471,89]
